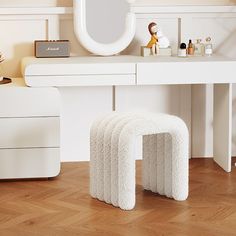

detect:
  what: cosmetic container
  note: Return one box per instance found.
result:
[187,39,194,55]
[205,37,213,56]
[178,43,187,57]
[194,39,204,56]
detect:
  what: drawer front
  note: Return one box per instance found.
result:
[25,63,136,76]
[25,75,136,87]
[0,79,60,117]
[137,61,236,85]
[0,117,60,148]
[0,148,60,179]
[137,62,193,85]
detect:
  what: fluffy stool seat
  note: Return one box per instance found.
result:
[90,112,189,210]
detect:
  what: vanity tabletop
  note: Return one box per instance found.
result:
[22,55,236,87]
[22,54,236,66]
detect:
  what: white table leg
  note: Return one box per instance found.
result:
[213,83,232,172]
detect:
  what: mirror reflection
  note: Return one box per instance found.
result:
[86,0,129,44]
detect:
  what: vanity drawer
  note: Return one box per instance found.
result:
[0,148,60,179]
[137,62,190,85]
[22,57,137,87]
[25,75,136,87]
[0,78,60,117]
[25,62,136,76]
[0,117,60,149]
[137,61,236,85]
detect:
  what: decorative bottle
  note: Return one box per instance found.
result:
[194,39,204,56]
[187,39,194,55]
[205,37,213,56]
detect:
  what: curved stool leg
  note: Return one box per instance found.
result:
[142,135,151,191]
[91,113,117,200]
[143,134,158,193]
[164,133,172,198]
[143,133,166,195]
[90,116,106,198]
[156,134,165,195]
[171,127,189,201]
[110,115,141,207]
[118,131,136,210]
[103,114,136,204]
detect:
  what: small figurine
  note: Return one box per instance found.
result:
[146,22,159,55]
[141,22,172,57]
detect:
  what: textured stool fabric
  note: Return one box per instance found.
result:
[90,112,189,210]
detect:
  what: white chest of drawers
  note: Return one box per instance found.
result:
[0,78,60,179]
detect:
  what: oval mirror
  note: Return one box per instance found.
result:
[73,0,136,56]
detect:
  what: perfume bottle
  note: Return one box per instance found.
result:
[187,39,194,55]
[178,43,187,57]
[205,37,213,56]
[194,39,204,56]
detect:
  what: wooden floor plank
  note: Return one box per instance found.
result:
[0,159,236,235]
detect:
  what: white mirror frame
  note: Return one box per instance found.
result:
[73,0,136,56]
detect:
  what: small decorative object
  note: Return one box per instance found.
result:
[194,39,205,56]
[157,28,170,49]
[35,40,70,58]
[146,22,159,55]
[187,39,194,55]
[205,37,213,56]
[141,22,172,57]
[141,46,152,57]
[0,77,11,85]
[178,43,187,57]
[0,52,11,85]
[141,27,158,57]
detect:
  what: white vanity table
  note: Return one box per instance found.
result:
[22,55,234,173]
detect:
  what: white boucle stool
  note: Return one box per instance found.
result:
[90,112,189,210]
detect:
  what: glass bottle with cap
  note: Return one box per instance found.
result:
[187,39,194,55]
[194,39,204,56]
[205,37,213,56]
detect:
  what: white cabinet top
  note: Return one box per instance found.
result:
[22,55,236,87]
[0,78,60,117]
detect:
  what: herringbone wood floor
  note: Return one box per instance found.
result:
[1,159,236,236]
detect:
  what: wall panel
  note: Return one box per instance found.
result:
[0,19,47,77]
[182,16,236,157]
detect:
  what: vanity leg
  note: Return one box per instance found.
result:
[213,83,232,172]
